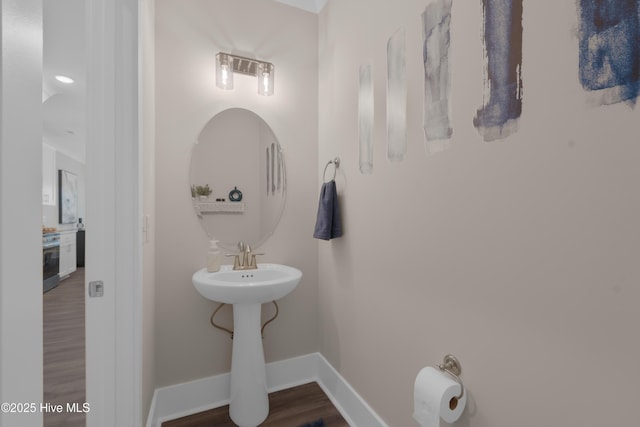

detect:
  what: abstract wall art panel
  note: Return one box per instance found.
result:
[422,0,453,154]
[473,0,523,142]
[387,27,407,161]
[58,169,78,224]
[577,0,640,105]
[359,64,374,174]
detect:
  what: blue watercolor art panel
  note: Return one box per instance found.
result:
[474,0,524,142]
[577,0,640,105]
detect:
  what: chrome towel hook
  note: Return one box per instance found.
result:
[323,157,340,182]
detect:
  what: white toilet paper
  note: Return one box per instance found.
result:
[413,366,467,427]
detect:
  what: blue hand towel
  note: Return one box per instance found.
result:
[313,180,343,240]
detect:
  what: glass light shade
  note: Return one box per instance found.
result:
[216,53,234,90]
[55,75,74,84]
[257,63,274,96]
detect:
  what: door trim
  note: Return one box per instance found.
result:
[85,0,142,425]
[0,0,45,425]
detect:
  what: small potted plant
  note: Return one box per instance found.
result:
[195,184,212,200]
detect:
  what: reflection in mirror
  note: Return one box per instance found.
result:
[190,108,286,251]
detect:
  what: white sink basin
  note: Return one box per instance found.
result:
[192,263,302,304]
[192,262,303,426]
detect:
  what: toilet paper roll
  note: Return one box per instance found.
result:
[413,366,466,427]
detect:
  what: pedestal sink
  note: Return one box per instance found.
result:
[192,263,302,427]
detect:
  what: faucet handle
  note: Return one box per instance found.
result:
[248,252,264,268]
[225,253,241,269]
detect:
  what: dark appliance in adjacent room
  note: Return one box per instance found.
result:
[43,232,60,293]
[76,229,85,267]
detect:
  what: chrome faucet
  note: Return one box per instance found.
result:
[226,241,263,270]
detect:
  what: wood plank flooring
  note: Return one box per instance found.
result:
[162,382,349,427]
[43,270,348,427]
[43,268,86,427]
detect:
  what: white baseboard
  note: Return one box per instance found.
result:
[146,352,387,427]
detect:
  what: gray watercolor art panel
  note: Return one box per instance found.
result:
[422,0,453,153]
[387,27,407,162]
[359,64,374,174]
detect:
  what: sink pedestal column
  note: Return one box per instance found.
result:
[229,303,269,427]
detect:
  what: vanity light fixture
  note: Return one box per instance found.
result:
[215,52,275,96]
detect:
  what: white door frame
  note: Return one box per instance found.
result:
[0,0,45,425]
[85,0,142,426]
[0,0,142,426]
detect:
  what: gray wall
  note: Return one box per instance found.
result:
[318,0,640,426]
[154,0,319,387]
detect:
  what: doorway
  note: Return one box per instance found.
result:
[41,0,143,425]
[42,0,87,425]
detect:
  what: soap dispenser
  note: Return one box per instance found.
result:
[206,239,222,273]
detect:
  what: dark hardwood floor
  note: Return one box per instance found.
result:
[43,268,86,427]
[162,382,349,427]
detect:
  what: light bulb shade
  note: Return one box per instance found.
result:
[216,53,234,90]
[257,62,274,96]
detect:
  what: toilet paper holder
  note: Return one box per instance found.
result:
[436,354,464,399]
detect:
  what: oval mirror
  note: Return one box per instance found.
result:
[190,108,286,250]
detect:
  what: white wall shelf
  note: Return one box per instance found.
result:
[194,200,245,213]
